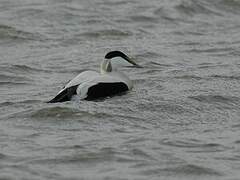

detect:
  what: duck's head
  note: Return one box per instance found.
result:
[101,51,142,73]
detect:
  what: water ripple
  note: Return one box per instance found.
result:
[79,29,132,39]
[140,164,223,176]
[0,64,50,74]
[0,24,43,42]
[30,106,83,120]
[160,138,228,153]
[175,0,222,16]
[189,95,240,104]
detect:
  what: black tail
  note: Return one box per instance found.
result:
[47,85,78,103]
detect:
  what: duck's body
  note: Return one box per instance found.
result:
[48,51,141,103]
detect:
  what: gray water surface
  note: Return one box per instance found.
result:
[1,0,240,179]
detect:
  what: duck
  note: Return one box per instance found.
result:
[48,51,142,103]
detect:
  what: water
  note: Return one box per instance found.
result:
[1,0,240,179]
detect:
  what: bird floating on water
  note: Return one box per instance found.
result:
[48,51,142,103]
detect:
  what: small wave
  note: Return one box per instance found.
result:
[0,153,7,160]
[215,0,240,14]
[97,0,135,6]
[153,1,221,24]
[130,148,155,161]
[10,64,50,73]
[0,101,14,107]
[11,64,43,73]
[0,74,32,85]
[128,15,159,23]
[30,103,111,121]
[149,62,173,67]
[188,95,240,104]
[210,74,240,80]
[0,64,50,75]
[153,7,183,24]
[0,24,42,42]
[135,52,162,59]
[29,147,116,165]
[197,63,219,69]
[160,138,227,152]
[0,152,25,162]
[0,74,29,81]
[0,100,40,107]
[156,103,190,114]
[234,139,240,144]
[141,164,222,176]
[79,29,132,39]
[174,75,202,80]
[184,47,234,54]
[31,106,80,119]
[173,30,206,36]
[135,100,194,117]
[0,82,29,86]
[175,0,222,16]
[0,65,39,85]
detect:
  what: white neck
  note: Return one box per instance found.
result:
[100,59,112,74]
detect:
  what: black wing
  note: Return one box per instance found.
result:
[47,85,78,103]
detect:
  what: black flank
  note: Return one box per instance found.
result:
[85,82,128,100]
